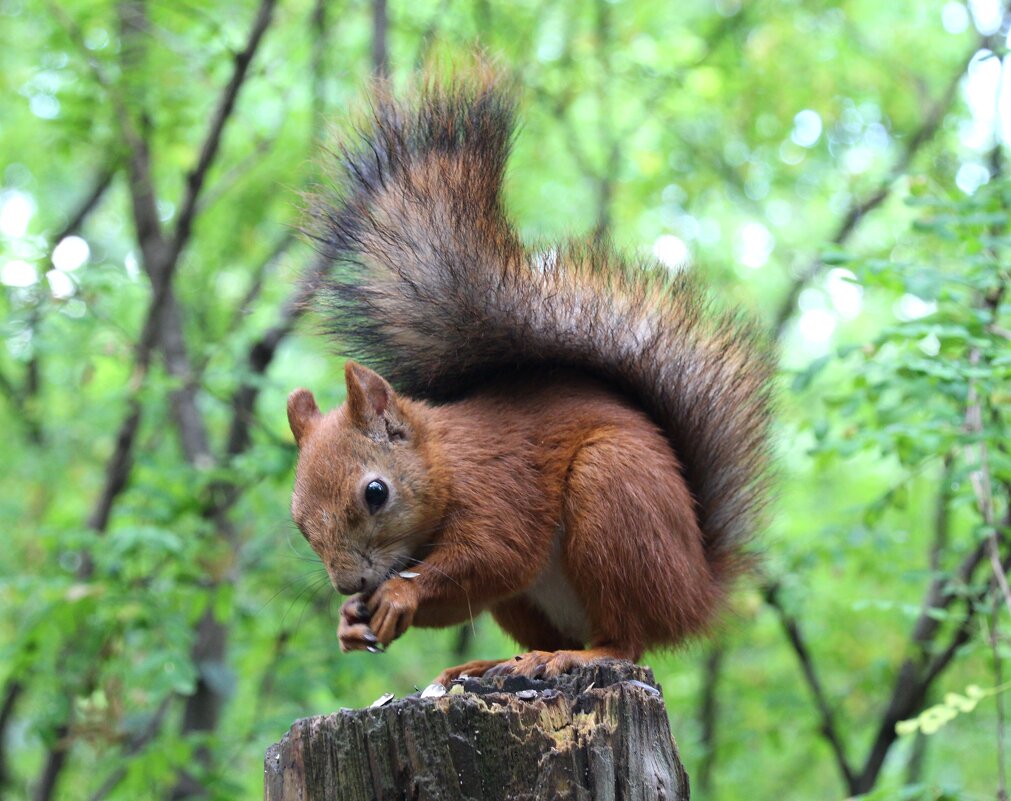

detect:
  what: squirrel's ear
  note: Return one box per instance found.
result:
[287,388,321,447]
[344,361,398,430]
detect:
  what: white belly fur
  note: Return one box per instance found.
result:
[522,528,592,644]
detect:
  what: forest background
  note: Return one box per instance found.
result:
[1,0,1009,799]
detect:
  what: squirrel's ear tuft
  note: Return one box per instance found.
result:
[287,388,321,447]
[344,361,396,426]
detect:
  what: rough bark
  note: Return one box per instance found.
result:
[265,661,688,801]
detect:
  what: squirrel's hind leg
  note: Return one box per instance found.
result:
[561,427,720,649]
[433,596,585,685]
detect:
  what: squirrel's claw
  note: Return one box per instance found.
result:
[338,593,382,652]
[366,578,419,647]
[484,651,587,679]
[335,584,415,652]
[338,620,380,653]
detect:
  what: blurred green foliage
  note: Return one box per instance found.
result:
[0,0,1009,799]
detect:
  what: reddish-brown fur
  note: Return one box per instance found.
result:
[289,70,774,682]
[290,368,723,682]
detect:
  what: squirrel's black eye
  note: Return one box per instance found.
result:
[364,480,389,513]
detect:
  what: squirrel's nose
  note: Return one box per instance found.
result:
[334,575,368,595]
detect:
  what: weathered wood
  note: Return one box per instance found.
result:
[264,661,689,801]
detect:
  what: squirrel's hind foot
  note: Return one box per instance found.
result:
[432,647,633,686]
[483,647,638,680]
[433,658,511,687]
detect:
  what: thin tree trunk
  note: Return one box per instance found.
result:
[372,0,389,77]
[696,644,723,796]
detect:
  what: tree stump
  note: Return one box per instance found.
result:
[264,661,689,801]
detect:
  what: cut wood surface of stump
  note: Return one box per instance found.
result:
[264,661,689,801]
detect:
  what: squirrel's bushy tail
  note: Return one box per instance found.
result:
[310,72,775,581]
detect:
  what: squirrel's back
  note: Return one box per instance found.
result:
[309,70,775,584]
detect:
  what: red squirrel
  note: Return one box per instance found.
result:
[287,72,774,685]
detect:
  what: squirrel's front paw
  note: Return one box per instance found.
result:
[338,593,380,653]
[366,578,418,647]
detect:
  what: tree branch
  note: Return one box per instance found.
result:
[413,0,451,69]
[763,13,1011,793]
[82,698,172,801]
[0,679,22,794]
[219,233,297,342]
[988,597,1008,801]
[764,458,993,796]
[0,164,116,443]
[591,0,616,240]
[76,243,327,800]
[29,3,279,797]
[371,0,389,78]
[168,0,278,264]
[52,167,117,245]
[855,522,1010,792]
[169,251,328,798]
[310,0,329,146]
[772,41,973,337]
[857,184,1007,787]
[764,582,857,790]
[695,644,724,797]
[220,252,330,488]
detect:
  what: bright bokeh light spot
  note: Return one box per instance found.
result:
[825,268,863,319]
[84,27,110,51]
[844,147,873,174]
[961,49,1004,150]
[1003,55,1011,137]
[52,235,90,271]
[956,161,991,193]
[791,109,823,148]
[676,214,699,241]
[652,235,690,270]
[798,287,826,312]
[46,269,74,299]
[1,259,38,287]
[29,94,60,120]
[942,1,970,33]
[735,221,774,269]
[535,26,564,62]
[798,308,837,343]
[715,0,741,16]
[919,333,941,356]
[895,294,937,321]
[124,251,141,280]
[969,0,1003,34]
[0,191,35,238]
[863,122,890,150]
